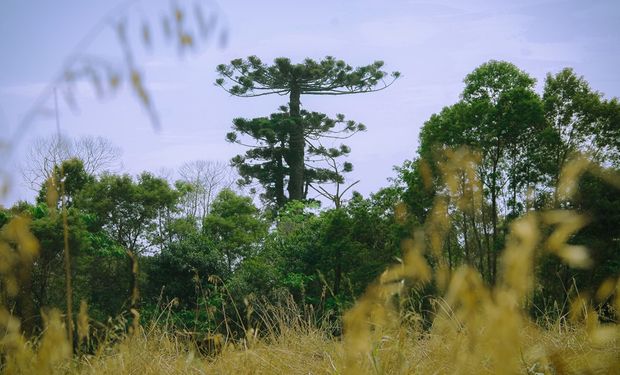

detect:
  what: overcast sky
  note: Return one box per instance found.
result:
[1,0,618,207]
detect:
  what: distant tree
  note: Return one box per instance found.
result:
[261,192,402,309]
[460,60,545,226]
[543,68,620,187]
[598,98,620,167]
[29,203,90,327]
[393,158,435,224]
[77,173,178,312]
[216,56,399,201]
[147,229,226,311]
[177,160,235,222]
[203,189,266,274]
[22,134,121,191]
[0,201,90,336]
[36,158,94,208]
[413,60,546,283]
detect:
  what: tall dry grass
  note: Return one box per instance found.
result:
[1,150,619,374]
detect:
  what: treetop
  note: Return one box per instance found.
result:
[216,55,400,97]
[462,60,536,104]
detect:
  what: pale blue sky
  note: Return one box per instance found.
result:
[1,0,618,206]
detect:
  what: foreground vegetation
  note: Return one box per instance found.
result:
[2,298,619,374]
[2,203,619,375]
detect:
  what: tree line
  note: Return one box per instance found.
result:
[0,57,618,341]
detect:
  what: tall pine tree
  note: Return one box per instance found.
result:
[216,56,399,201]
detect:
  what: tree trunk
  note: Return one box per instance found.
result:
[490,164,498,284]
[480,193,492,283]
[462,214,470,264]
[447,231,453,269]
[287,87,305,201]
[62,199,74,351]
[334,259,342,296]
[470,213,485,275]
[126,249,139,311]
[17,261,36,336]
[275,145,286,207]
[225,248,233,274]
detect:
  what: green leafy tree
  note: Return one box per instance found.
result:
[146,228,226,312]
[392,158,435,224]
[216,56,399,201]
[203,189,267,274]
[461,62,545,271]
[0,201,92,335]
[321,191,403,298]
[543,68,620,189]
[599,98,620,167]
[77,172,178,311]
[250,193,402,313]
[411,61,547,282]
[36,158,94,208]
[33,160,131,321]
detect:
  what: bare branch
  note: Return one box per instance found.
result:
[21,134,122,191]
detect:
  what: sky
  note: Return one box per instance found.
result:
[1,0,619,207]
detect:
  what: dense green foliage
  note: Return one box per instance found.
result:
[1,59,618,340]
[397,61,619,313]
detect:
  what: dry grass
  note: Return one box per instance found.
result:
[1,308,616,374]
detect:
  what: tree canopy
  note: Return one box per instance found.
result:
[228,106,364,207]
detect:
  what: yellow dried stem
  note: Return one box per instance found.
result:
[131,70,150,107]
[543,210,592,268]
[394,201,408,224]
[2,216,39,261]
[588,324,619,346]
[615,278,620,319]
[557,155,590,201]
[141,21,151,48]
[180,33,193,47]
[77,300,90,346]
[569,295,589,323]
[35,309,71,374]
[594,278,616,303]
[0,308,35,374]
[108,73,120,90]
[45,176,59,210]
[175,8,184,23]
[500,213,540,300]
[419,158,433,190]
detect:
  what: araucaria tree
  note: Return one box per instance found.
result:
[227,106,365,207]
[216,56,400,202]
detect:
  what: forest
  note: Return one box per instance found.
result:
[1,53,619,373]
